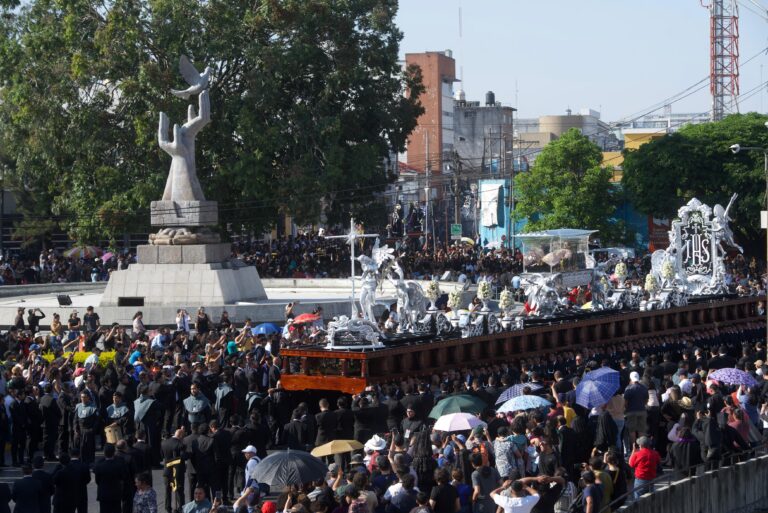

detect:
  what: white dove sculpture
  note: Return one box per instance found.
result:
[171,55,212,99]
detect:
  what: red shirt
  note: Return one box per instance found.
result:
[629,447,661,480]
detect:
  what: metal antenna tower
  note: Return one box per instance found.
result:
[702,0,740,121]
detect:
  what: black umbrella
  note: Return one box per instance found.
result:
[250,450,328,487]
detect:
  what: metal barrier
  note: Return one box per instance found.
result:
[597,439,768,513]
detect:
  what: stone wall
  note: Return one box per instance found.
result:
[619,453,768,513]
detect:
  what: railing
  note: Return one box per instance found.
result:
[597,439,768,513]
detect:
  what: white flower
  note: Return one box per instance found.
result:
[645,273,658,293]
[615,262,627,279]
[499,288,514,311]
[662,261,675,280]
[426,279,441,302]
[448,290,463,309]
[477,281,492,300]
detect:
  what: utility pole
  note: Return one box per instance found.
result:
[453,151,461,225]
[508,107,517,249]
[424,132,430,253]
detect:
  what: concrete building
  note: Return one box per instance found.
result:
[510,108,620,171]
[453,93,516,173]
[404,50,457,174]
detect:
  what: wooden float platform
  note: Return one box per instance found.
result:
[280,296,763,394]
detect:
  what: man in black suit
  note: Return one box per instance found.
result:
[12,464,42,513]
[283,409,310,450]
[39,384,61,461]
[62,448,92,513]
[132,430,152,476]
[708,346,737,370]
[57,387,74,457]
[182,425,200,502]
[116,440,138,513]
[10,389,28,466]
[192,424,215,499]
[351,395,378,443]
[93,444,128,513]
[315,398,337,448]
[31,456,54,513]
[162,428,187,513]
[556,416,579,478]
[335,397,355,440]
[210,419,232,504]
[0,481,10,513]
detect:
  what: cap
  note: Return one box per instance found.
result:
[455,434,467,443]
[350,453,363,463]
[629,371,641,383]
[242,445,258,454]
[328,463,339,474]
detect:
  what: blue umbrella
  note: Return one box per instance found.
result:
[497,394,551,413]
[252,323,280,335]
[496,383,544,405]
[575,367,620,409]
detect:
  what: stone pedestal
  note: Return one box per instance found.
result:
[150,200,218,227]
[137,243,230,264]
[100,262,268,306]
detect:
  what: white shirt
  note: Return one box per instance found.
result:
[384,482,420,501]
[245,455,261,486]
[492,494,539,513]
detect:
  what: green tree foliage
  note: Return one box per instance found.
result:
[514,128,626,243]
[0,0,423,244]
[622,113,768,250]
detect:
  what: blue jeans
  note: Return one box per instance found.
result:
[633,478,654,499]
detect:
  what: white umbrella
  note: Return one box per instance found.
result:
[433,412,486,433]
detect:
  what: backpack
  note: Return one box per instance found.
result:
[471,441,493,467]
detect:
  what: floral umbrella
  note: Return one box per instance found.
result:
[709,368,758,387]
[63,246,101,259]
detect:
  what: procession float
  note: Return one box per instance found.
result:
[280,197,762,393]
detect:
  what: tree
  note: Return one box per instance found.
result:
[0,0,423,245]
[514,128,626,243]
[622,113,768,252]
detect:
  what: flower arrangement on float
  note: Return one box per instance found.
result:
[425,279,441,310]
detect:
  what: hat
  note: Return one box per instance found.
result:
[455,434,467,443]
[242,445,258,454]
[328,463,339,474]
[365,434,387,451]
[350,453,363,464]
[629,371,641,383]
[754,360,764,368]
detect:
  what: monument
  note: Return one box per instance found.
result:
[101,56,266,306]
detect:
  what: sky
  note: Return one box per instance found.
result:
[395,0,768,122]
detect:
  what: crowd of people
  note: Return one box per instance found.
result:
[0,299,766,513]
[0,235,763,300]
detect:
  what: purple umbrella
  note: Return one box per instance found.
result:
[709,368,758,387]
[496,383,544,405]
